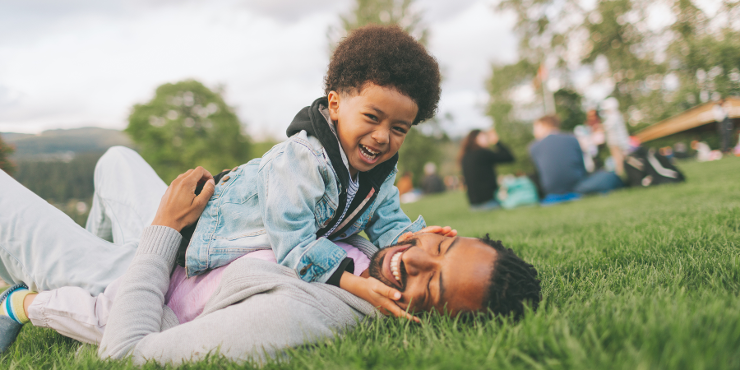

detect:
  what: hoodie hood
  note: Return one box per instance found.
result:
[286,97,399,191]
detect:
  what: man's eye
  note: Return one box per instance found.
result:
[365,114,378,121]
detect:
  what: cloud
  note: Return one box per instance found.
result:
[0,0,518,139]
[428,0,517,135]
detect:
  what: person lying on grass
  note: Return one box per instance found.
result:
[0,160,541,364]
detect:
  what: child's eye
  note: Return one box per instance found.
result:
[393,126,408,134]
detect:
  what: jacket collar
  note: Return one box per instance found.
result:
[286,97,398,190]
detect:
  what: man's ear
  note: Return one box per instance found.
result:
[327,91,341,121]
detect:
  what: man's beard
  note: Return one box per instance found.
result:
[367,239,414,291]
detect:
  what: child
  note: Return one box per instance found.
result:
[182,25,449,316]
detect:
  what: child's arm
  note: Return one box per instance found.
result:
[339,272,419,322]
[364,181,427,248]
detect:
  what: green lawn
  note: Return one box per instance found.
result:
[2,158,739,369]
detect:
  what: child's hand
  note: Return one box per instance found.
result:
[340,273,419,323]
[398,225,457,242]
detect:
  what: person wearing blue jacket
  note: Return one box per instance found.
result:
[180,25,450,319]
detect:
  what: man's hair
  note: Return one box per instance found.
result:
[324,25,441,125]
[535,115,560,128]
[479,235,541,320]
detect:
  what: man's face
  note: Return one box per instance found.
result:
[368,233,497,316]
[328,83,418,177]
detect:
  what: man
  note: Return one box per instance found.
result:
[0,147,540,364]
[713,99,734,153]
[601,97,631,176]
[530,115,623,203]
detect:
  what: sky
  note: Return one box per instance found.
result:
[0,0,519,139]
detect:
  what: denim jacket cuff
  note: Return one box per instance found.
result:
[389,215,426,245]
[296,238,348,283]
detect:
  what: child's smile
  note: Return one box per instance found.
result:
[328,83,418,177]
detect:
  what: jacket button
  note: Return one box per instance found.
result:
[300,266,308,275]
[222,176,230,183]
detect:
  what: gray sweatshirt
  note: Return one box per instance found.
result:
[99,226,379,365]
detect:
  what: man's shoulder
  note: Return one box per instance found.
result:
[543,132,578,146]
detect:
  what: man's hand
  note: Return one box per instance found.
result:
[340,272,419,323]
[398,225,457,242]
[151,167,215,232]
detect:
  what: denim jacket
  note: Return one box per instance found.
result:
[185,98,425,282]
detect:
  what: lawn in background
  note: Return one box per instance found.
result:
[2,158,739,369]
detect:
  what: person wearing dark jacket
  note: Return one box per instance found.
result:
[460,129,515,211]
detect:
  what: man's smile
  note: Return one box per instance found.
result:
[382,244,411,289]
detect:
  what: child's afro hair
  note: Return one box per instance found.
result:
[324,25,441,125]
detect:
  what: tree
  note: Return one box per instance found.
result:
[494,0,740,138]
[328,0,428,51]
[0,136,15,176]
[554,88,586,132]
[126,80,251,183]
[486,60,537,173]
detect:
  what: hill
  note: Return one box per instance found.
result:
[0,127,133,160]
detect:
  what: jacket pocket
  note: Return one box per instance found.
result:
[314,194,336,229]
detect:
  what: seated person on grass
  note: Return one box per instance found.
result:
[0,151,541,364]
[529,115,623,203]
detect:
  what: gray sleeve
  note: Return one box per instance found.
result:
[98,225,181,360]
[98,225,360,365]
[124,293,345,364]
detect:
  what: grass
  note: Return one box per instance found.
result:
[2,158,739,369]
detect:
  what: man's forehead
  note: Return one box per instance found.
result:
[437,237,497,313]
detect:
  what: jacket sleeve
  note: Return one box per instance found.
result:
[257,140,347,284]
[364,173,426,249]
[481,142,515,163]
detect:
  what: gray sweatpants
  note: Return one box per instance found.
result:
[0,146,167,343]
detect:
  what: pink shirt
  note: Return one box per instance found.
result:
[164,242,371,323]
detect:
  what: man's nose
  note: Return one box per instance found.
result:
[402,248,437,276]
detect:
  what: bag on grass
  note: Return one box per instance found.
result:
[624,147,685,187]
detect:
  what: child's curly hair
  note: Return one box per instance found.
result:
[324,25,441,125]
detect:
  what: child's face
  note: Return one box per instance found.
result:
[328,83,418,177]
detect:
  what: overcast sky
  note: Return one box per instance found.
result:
[0,0,519,139]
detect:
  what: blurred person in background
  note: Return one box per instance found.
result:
[574,125,597,173]
[601,98,631,176]
[396,171,414,195]
[673,142,689,159]
[530,115,623,204]
[459,129,514,211]
[421,162,445,194]
[585,109,606,147]
[713,99,734,153]
[691,140,720,162]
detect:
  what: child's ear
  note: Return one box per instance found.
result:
[327,91,341,121]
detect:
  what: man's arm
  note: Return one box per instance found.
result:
[363,177,426,248]
[99,167,214,360]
